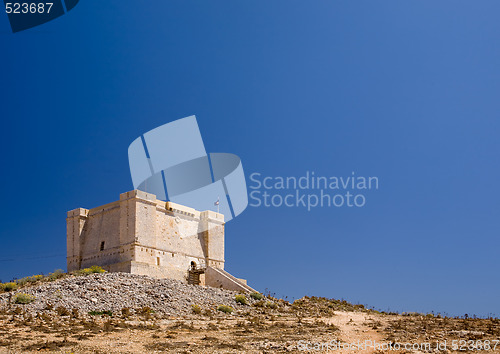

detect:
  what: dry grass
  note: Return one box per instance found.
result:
[0,295,499,353]
[380,314,500,347]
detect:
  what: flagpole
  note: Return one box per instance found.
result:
[214,196,220,213]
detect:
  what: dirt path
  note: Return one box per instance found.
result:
[324,311,386,353]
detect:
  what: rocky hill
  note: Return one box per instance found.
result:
[1,272,499,353]
[0,272,250,317]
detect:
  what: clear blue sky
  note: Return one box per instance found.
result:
[1,1,499,317]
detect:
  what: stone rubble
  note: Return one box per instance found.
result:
[0,272,256,316]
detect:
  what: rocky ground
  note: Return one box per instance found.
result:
[0,273,499,353]
[0,272,246,317]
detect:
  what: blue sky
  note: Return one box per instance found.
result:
[0,1,499,317]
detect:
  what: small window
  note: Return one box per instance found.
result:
[100,241,105,251]
[157,257,160,266]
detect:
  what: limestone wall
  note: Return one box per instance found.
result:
[66,190,225,283]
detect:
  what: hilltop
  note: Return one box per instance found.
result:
[0,272,499,353]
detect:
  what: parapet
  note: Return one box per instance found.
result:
[166,201,198,218]
[67,208,89,218]
[200,210,224,223]
[120,189,157,203]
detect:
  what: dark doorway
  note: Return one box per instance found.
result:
[188,261,204,285]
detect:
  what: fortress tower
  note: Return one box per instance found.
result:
[66,190,254,292]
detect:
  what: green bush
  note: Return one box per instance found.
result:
[250,292,263,300]
[13,293,35,304]
[15,274,44,286]
[217,305,234,314]
[235,294,248,305]
[1,282,18,292]
[192,304,202,314]
[31,275,44,282]
[15,278,28,287]
[75,268,92,276]
[47,269,65,281]
[89,310,113,316]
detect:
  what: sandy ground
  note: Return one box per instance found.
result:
[1,291,500,353]
[1,310,499,353]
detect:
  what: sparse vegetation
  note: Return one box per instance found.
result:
[47,269,65,281]
[235,294,248,305]
[89,310,113,316]
[1,282,18,292]
[13,293,35,304]
[14,274,44,286]
[71,308,79,318]
[138,307,155,315]
[253,300,266,308]
[291,296,367,316]
[0,266,107,294]
[217,305,234,314]
[138,306,155,320]
[74,265,106,276]
[121,307,131,318]
[1,272,498,353]
[266,301,278,309]
[56,306,70,316]
[250,292,263,300]
[192,304,202,314]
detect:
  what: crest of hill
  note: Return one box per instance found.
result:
[0,271,371,319]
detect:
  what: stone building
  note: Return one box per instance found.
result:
[67,190,254,292]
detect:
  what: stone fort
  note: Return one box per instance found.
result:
[67,190,254,292]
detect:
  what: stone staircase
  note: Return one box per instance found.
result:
[205,266,257,293]
[188,264,206,285]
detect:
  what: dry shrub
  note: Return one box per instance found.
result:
[207,323,219,331]
[71,308,79,318]
[121,307,131,318]
[56,306,70,316]
[103,320,116,332]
